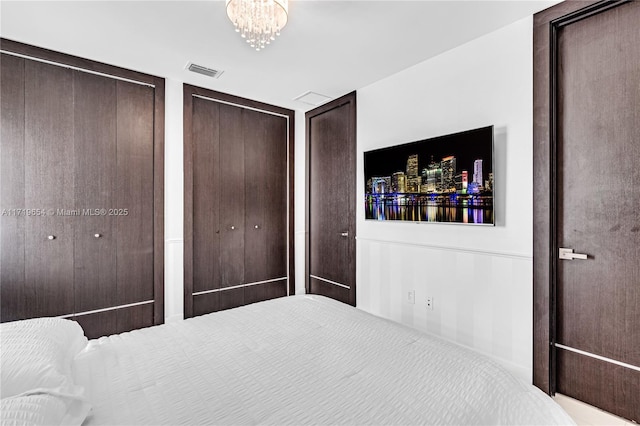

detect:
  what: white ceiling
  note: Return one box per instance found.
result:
[0,0,558,111]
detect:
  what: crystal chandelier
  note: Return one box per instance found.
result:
[226,0,289,51]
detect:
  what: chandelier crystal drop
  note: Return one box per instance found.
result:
[226,0,289,52]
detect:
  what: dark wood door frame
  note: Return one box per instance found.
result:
[305,91,357,306]
[183,84,295,318]
[0,38,165,327]
[532,0,630,395]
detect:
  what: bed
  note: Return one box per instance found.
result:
[1,295,574,425]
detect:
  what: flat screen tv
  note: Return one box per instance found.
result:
[364,125,494,225]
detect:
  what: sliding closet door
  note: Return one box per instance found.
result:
[306,92,356,306]
[184,85,294,318]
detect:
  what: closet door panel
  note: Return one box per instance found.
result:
[192,98,220,293]
[0,54,26,321]
[263,114,287,280]
[243,109,268,284]
[244,111,287,304]
[244,113,287,277]
[116,81,154,305]
[24,60,75,318]
[73,71,117,313]
[219,104,245,289]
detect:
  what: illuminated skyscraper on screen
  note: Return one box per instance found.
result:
[441,156,456,193]
[391,172,407,193]
[473,159,483,187]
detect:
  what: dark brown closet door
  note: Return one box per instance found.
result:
[262,112,287,295]
[191,97,221,316]
[185,85,294,318]
[72,80,155,336]
[115,81,155,306]
[23,60,75,318]
[73,71,117,314]
[73,76,155,333]
[0,54,26,321]
[306,92,356,306]
[218,103,246,309]
[244,110,288,304]
[0,39,164,338]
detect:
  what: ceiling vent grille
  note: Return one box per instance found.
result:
[293,91,332,106]
[186,62,224,79]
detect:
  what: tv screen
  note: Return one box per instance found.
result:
[364,125,494,225]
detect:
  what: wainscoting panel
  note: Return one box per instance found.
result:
[165,238,184,323]
[357,238,533,381]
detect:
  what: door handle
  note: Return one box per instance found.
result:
[559,248,588,260]
[340,232,349,237]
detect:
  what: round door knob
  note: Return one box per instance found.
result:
[254,225,259,229]
[94,233,102,238]
[47,235,56,240]
[231,226,235,230]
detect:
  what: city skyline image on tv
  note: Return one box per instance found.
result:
[364,125,494,225]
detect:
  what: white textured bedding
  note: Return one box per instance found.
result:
[73,295,573,425]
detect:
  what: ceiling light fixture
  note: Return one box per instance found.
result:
[226,0,289,52]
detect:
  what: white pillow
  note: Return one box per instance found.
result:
[0,318,88,399]
[0,393,91,426]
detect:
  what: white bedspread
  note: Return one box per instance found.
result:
[73,295,573,425]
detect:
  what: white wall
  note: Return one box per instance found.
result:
[164,78,184,323]
[356,16,534,381]
[294,110,307,295]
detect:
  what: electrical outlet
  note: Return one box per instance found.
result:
[407,290,415,305]
[426,296,434,310]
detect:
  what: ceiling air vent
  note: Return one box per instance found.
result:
[294,91,332,106]
[186,62,224,79]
